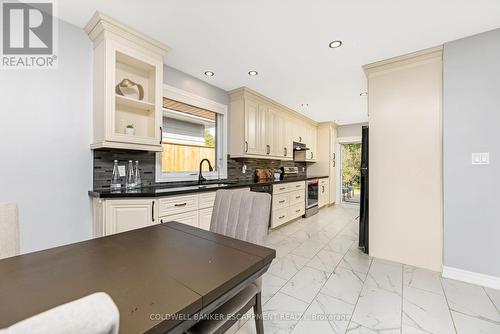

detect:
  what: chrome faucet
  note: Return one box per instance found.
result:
[198,159,214,184]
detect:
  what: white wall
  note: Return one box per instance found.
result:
[337,122,367,140]
[0,20,93,253]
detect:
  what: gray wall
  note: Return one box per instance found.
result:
[443,28,500,277]
[164,65,229,106]
[0,20,93,253]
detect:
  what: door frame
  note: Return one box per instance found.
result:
[336,136,362,204]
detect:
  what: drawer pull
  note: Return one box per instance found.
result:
[174,203,187,207]
[295,209,301,213]
[296,196,301,199]
[279,200,285,204]
[279,215,285,219]
[296,185,301,188]
[279,187,286,190]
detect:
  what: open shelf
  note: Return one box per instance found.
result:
[116,94,155,111]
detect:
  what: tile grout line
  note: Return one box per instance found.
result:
[281,213,359,333]
[483,286,500,315]
[345,258,374,333]
[236,207,358,334]
[440,277,459,334]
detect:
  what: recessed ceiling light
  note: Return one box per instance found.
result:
[360,92,368,96]
[204,71,215,77]
[248,70,258,76]
[329,40,343,49]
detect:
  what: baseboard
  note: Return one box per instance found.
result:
[442,266,500,290]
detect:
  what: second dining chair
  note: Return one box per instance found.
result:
[186,189,272,334]
[0,292,119,334]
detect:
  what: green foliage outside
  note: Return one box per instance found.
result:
[204,130,215,147]
[342,143,361,187]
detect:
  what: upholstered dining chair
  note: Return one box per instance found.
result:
[186,190,272,334]
[0,202,20,260]
[0,292,119,334]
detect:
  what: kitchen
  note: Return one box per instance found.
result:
[1,2,500,334]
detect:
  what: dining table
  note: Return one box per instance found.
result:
[0,221,276,333]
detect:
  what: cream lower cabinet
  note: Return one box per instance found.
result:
[271,181,306,228]
[198,208,213,230]
[93,188,250,237]
[92,198,158,237]
[318,178,330,208]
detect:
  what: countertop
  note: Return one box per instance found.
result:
[89,175,329,199]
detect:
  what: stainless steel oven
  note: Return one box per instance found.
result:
[305,179,319,217]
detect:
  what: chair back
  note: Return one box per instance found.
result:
[210,190,271,245]
[0,203,19,259]
[0,292,119,334]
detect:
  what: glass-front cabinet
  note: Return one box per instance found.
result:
[85,12,170,151]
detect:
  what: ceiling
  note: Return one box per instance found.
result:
[57,0,500,124]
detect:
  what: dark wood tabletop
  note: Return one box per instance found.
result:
[0,221,275,333]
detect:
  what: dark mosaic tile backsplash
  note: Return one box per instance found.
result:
[93,149,307,189]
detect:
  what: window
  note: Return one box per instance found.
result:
[156,85,227,182]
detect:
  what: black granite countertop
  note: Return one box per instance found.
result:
[88,176,327,199]
[306,175,329,180]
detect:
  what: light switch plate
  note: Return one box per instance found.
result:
[472,153,489,165]
[118,165,126,176]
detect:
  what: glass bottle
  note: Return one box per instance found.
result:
[126,160,135,190]
[110,160,121,191]
[134,161,141,189]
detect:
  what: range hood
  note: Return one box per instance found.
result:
[293,142,310,161]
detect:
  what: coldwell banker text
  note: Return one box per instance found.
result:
[1,0,58,69]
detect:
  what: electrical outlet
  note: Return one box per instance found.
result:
[241,164,247,174]
[472,153,489,165]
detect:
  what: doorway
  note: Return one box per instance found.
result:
[340,142,362,204]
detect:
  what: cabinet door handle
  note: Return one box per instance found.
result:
[267,145,270,155]
[333,160,336,167]
[322,185,325,192]
[279,200,285,204]
[296,195,301,199]
[284,147,287,156]
[296,185,301,188]
[279,215,285,219]
[174,203,187,207]
[295,209,301,213]
[299,136,302,142]
[279,187,286,190]
[160,127,163,144]
[152,201,155,222]
[160,219,163,224]
[245,141,248,152]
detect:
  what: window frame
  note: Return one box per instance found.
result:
[155,84,228,183]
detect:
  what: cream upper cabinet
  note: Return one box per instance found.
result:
[292,120,306,144]
[308,122,337,204]
[229,87,316,160]
[244,97,269,156]
[104,199,157,235]
[283,116,293,159]
[85,12,170,152]
[305,125,318,161]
